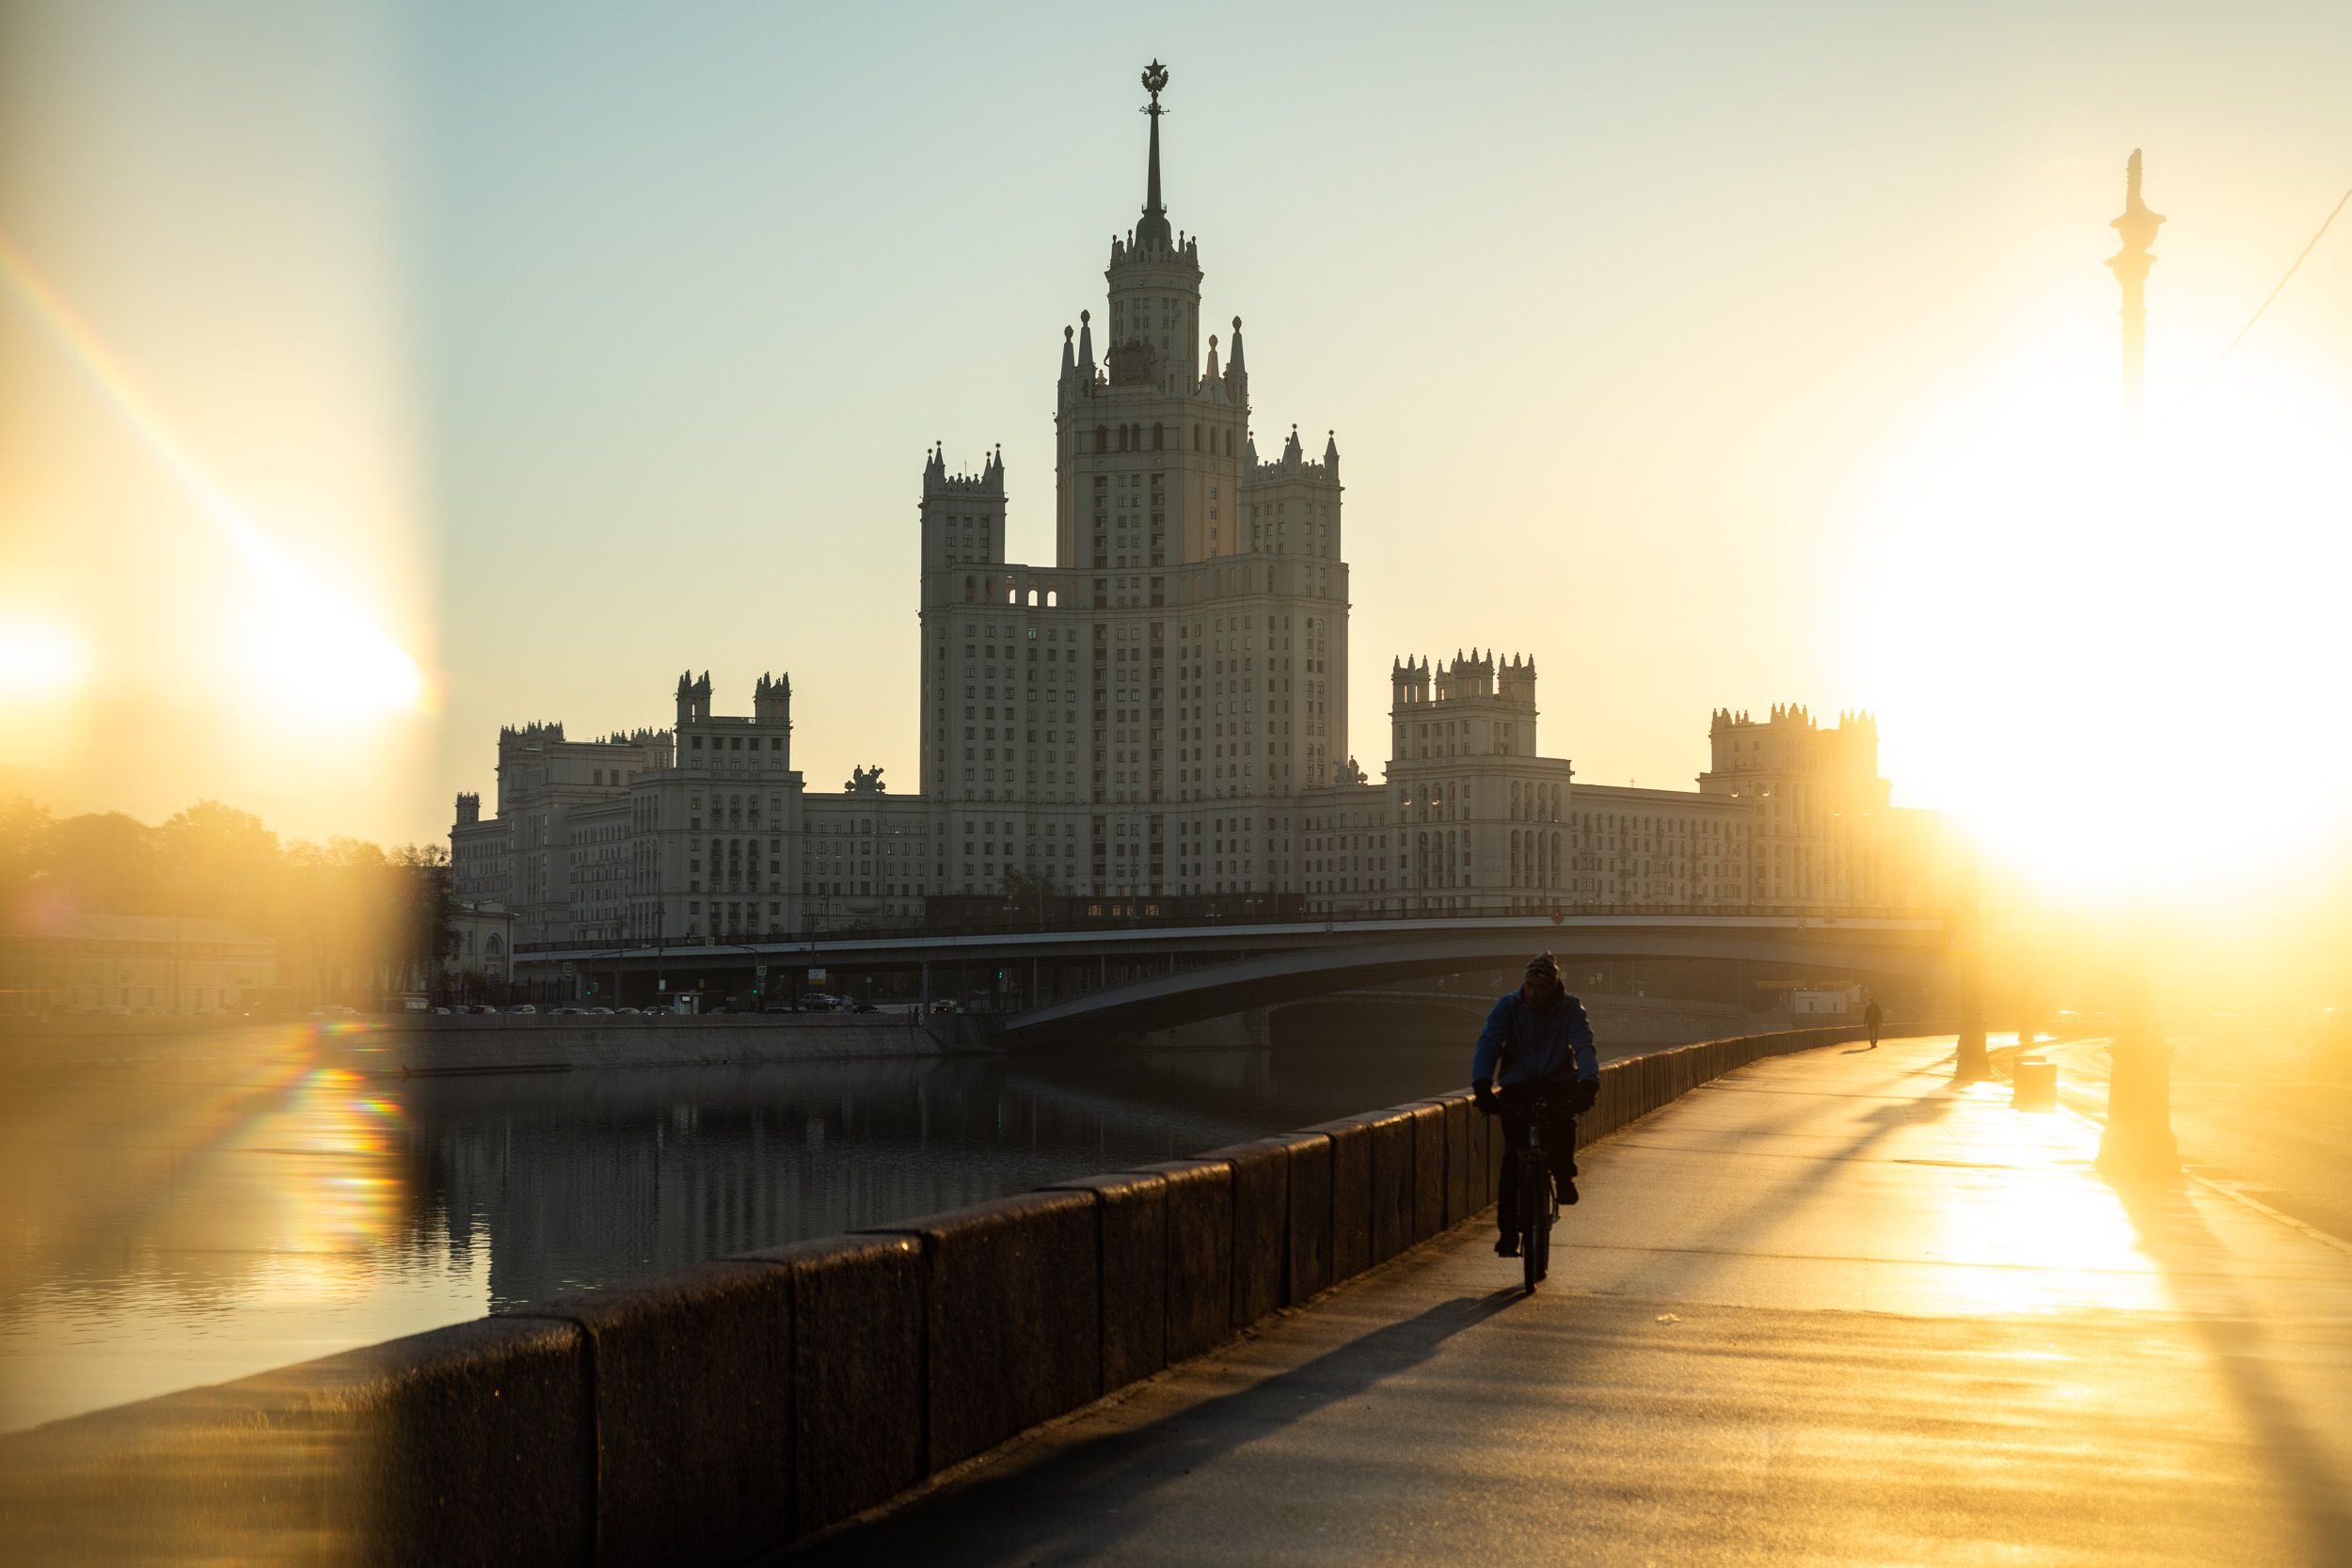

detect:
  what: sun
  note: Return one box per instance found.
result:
[1851,345,2352,907]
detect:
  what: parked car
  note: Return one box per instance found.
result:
[930,999,961,1014]
[507,1005,538,1015]
[800,995,839,1012]
[583,1006,614,1016]
[850,1000,879,1014]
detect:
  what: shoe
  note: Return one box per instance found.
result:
[1495,1235,1519,1257]
[1560,1180,1580,1207]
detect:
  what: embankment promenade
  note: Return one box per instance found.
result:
[0,1024,1869,1565]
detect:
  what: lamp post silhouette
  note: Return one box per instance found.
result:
[2107,149,2164,439]
[1952,842,1989,1081]
[2097,149,2178,1178]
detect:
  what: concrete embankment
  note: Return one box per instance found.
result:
[0,1024,1871,1566]
[0,1010,989,1078]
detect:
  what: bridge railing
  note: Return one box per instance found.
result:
[510,897,1949,961]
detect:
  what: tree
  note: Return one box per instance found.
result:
[390,844,456,992]
[998,868,1058,927]
[44,813,163,914]
[0,797,55,908]
[156,800,279,928]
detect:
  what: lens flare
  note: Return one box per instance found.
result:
[0,232,427,721]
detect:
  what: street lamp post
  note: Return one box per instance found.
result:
[2093,150,2177,1180]
[1953,841,1990,1081]
[2099,926,2179,1180]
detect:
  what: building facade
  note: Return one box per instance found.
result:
[450,67,1945,948]
[0,913,278,1017]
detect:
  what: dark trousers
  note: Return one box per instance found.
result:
[1496,1089,1579,1239]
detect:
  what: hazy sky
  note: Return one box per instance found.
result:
[5,0,2350,858]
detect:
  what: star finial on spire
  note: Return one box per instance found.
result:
[1136,60,1173,249]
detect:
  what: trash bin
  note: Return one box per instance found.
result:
[2012,1056,2058,1111]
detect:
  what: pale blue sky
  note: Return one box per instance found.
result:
[6,1,2349,843]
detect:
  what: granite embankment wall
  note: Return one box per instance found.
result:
[0,1010,986,1076]
[0,1025,1873,1565]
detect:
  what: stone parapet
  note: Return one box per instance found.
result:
[0,1025,1880,1562]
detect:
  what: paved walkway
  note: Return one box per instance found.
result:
[786,1037,2352,1567]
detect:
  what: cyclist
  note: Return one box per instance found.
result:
[1472,953,1599,1257]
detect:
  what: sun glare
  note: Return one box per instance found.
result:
[0,235,430,730]
[0,616,87,701]
[1855,344,2352,906]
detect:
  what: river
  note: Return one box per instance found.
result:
[0,1025,1485,1434]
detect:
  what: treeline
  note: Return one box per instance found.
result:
[0,798,453,1006]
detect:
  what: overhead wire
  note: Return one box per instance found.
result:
[2195,181,2352,390]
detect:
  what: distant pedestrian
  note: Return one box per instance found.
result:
[1865,995,1883,1050]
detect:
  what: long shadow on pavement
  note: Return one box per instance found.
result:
[785,1286,1525,1566]
[2109,1175,2352,1562]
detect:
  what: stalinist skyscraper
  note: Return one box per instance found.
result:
[917,60,1348,899]
[453,62,1929,953]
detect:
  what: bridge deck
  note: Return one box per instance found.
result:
[782,1037,2352,1567]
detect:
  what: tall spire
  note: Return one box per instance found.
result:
[2107,148,2164,436]
[1136,59,1173,251]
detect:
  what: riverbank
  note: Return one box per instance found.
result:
[0,1024,1879,1562]
[0,1010,991,1076]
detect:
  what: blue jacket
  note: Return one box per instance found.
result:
[1473,990,1597,1088]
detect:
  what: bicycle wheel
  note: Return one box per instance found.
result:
[1534,1172,1554,1282]
[1519,1154,1545,1295]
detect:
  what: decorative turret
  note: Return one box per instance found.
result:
[754,672,792,726]
[454,791,480,826]
[919,443,1009,572]
[1701,702,1884,799]
[1497,652,1537,709]
[674,670,711,727]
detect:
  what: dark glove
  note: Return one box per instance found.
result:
[1569,1079,1598,1115]
[1472,1079,1502,1117]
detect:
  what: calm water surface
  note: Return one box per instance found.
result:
[0,1027,1476,1433]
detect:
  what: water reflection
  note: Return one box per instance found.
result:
[0,1025,1471,1432]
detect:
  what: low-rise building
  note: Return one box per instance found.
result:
[0,912,278,1017]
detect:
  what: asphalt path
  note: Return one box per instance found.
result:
[781,1037,2352,1567]
[2026,1029,2352,1244]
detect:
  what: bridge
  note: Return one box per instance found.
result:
[517,911,1954,1038]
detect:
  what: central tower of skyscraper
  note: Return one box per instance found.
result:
[1054,60,1248,573]
[918,62,1349,901]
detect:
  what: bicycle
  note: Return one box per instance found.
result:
[1481,1089,1564,1294]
